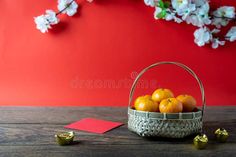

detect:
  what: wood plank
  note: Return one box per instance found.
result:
[0,144,235,157]
[0,106,235,124]
[0,122,235,146]
[0,107,127,124]
[0,106,235,157]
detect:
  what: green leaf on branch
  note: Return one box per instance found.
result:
[156,9,167,19]
[159,0,170,9]
[159,0,165,8]
[156,0,169,19]
[164,1,170,8]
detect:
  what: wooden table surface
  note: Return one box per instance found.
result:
[0,106,235,157]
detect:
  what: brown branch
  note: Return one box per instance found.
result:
[211,15,235,21]
[56,0,75,16]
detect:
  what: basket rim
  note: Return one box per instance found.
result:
[128,108,202,120]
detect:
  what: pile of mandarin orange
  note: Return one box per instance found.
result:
[133,88,198,113]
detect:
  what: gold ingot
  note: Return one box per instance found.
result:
[215,128,229,143]
[55,131,75,146]
[193,134,208,149]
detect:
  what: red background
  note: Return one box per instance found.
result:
[0,0,236,106]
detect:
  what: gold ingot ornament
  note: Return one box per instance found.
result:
[193,134,208,149]
[55,131,75,146]
[215,128,229,143]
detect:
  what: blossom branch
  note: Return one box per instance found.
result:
[34,0,93,33]
[168,4,235,24]
[144,0,236,49]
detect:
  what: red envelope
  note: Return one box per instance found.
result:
[64,118,123,134]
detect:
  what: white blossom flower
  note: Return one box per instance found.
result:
[212,6,235,28]
[194,27,212,46]
[186,3,211,27]
[34,10,59,33]
[213,6,235,18]
[34,15,50,33]
[58,0,78,16]
[194,27,226,48]
[211,38,225,49]
[181,4,196,20]
[171,0,189,13]
[45,10,59,24]
[171,0,211,27]
[194,0,208,7]
[144,0,157,7]
[165,10,182,23]
[212,18,227,28]
[226,26,236,42]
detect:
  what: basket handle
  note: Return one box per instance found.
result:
[128,61,206,118]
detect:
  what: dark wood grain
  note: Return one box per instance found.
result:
[0,106,235,157]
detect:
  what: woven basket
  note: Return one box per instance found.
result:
[128,61,206,138]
